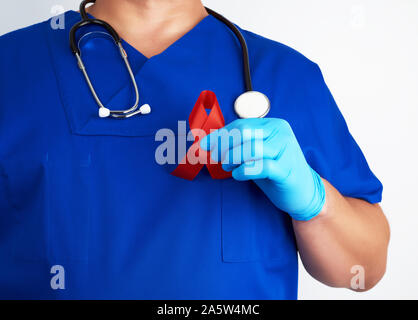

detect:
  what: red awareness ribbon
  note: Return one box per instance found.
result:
[171,90,232,181]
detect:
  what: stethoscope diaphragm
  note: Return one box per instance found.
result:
[234,91,271,119]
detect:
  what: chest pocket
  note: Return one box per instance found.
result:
[221,179,297,263]
[3,153,91,263]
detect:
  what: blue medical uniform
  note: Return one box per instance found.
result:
[0,11,382,299]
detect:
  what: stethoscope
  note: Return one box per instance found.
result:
[70,0,271,119]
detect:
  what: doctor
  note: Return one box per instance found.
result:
[0,0,389,299]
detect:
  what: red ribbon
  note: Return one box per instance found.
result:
[171,91,232,181]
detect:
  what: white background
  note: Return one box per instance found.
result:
[1,0,417,300]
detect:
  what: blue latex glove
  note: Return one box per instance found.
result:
[200,118,326,221]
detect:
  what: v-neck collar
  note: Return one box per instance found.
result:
[116,13,213,62]
[80,10,213,71]
[46,10,219,137]
[79,10,215,108]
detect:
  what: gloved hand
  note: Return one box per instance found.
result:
[200,118,326,221]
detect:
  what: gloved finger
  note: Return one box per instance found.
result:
[231,159,274,181]
[221,121,294,170]
[215,119,271,157]
[221,139,279,172]
[200,118,266,150]
[219,119,293,161]
[202,127,248,163]
[231,152,293,182]
[222,118,271,134]
[200,118,288,153]
[222,118,293,146]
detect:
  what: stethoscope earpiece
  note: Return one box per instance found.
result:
[99,107,111,118]
[99,104,152,118]
[139,104,152,115]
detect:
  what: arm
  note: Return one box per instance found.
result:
[201,118,390,290]
[293,180,390,290]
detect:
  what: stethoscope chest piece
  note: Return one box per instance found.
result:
[72,1,272,120]
[234,91,271,119]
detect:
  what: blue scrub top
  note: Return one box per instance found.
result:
[0,11,382,299]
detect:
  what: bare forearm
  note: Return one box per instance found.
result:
[293,179,390,291]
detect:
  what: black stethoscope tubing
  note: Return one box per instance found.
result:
[70,0,271,119]
[70,0,253,92]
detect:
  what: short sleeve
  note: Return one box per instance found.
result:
[294,64,383,204]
